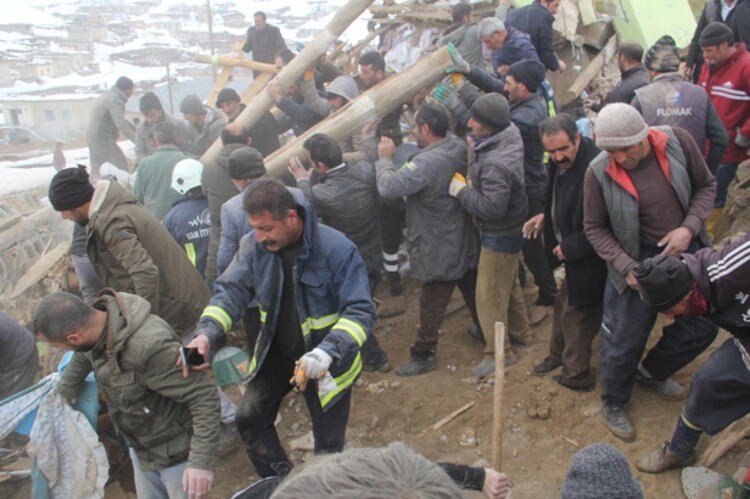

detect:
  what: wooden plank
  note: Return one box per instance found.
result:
[416,401,475,438]
[11,242,70,298]
[194,55,278,74]
[206,66,234,108]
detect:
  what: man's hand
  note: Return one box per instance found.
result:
[482,468,510,499]
[267,80,284,102]
[433,85,467,115]
[625,270,639,290]
[378,136,396,159]
[449,172,467,197]
[288,156,311,182]
[446,43,471,74]
[522,213,544,239]
[298,348,332,379]
[658,226,692,257]
[179,334,211,378]
[552,244,566,262]
[182,468,213,499]
[557,59,567,72]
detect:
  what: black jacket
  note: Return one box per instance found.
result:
[687,0,750,82]
[509,94,548,205]
[506,2,559,71]
[543,137,607,306]
[592,65,650,112]
[242,24,286,64]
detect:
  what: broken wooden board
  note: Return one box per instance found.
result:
[194,55,277,74]
[11,242,70,299]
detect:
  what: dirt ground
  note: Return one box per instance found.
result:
[4,278,746,499]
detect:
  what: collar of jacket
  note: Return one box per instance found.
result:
[604,128,673,199]
[473,124,514,152]
[320,162,348,180]
[712,42,748,72]
[621,65,646,78]
[652,72,686,83]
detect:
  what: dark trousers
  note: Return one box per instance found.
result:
[684,339,750,434]
[522,196,557,299]
[243,307,261,352]
[600,278,718,405]
[88,141,129,176]
[414,269,480,354]
[380,202,404,270]
[549,281,602,387]
[359,270,388,366]
[235,353,351,477]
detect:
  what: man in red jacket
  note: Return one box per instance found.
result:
[697,22,750,232]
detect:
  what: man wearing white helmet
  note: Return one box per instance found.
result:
[164,158,211,280]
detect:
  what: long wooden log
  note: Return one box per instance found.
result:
[264,46,452,177]
[240,72,274,103]
[492,321,506,471]
[200,0,376,165]
[194,54,278,74]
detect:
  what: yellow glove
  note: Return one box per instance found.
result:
[449,172,467,197]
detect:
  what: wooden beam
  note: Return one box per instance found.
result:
[565,35,617,101]
[206,66,234,108]
[194,54,278,74]
[263,45,452,177]
[240,72,274,103]
[199,0,376,166]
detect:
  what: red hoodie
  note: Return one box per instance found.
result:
[698,43,750,164]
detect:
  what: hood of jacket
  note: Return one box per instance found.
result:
[89,179,137,223]
[94,290,153,352]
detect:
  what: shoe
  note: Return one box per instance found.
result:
[467,322,484,341]
[385,271,402,297]
[364,353,390,373]
[395,354,436,377]
[602,402,636,442]
[637,365,687,401]
[636,442,695,473]
[528,307,548,327]
[552,374,595,392]
[533,356,562,375]
[473,358,496,378]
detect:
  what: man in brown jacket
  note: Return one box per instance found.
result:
[48,166,210,336]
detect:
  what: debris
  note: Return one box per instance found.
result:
[681,467,722,499]
[377,295,407,318]
[582,404,602,417]
[459,429,478,447]
[417,400,475,439]
[289,431,315,451]
[537,405,551,420]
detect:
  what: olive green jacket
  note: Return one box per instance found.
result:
[86,180,210,335]
[57,291,220,471]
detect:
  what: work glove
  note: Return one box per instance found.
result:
[735,130,750,149]
[449,172,467,197]
[298,348,332,379]
[433,84,468,116]
[446,43,471,74]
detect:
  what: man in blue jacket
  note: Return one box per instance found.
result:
[184,179,376,478]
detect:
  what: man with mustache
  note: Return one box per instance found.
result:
[523,113,606,391]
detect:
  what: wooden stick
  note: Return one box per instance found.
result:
[194,54,278,74]
[416,401,475,438]
[199,0,376,166]
[492,321,506,470]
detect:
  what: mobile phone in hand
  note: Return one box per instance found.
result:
[181,347,206,366]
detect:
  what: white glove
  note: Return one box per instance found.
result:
[449,173,467,197]
[299,348,332,379]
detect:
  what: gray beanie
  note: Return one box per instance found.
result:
[561,443,643,499]
[470,93,510,132]
[595,103,649,150]
[229,146,266,180]
[180,94,204,115]
[327,76,359,102]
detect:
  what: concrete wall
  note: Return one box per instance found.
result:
[0,97,97,141]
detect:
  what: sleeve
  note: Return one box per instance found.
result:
[307,183,336,224]
[456,161,512,222]
[56,353,93,401]
[316,246,376,361]
[299,78,332,119]
[438,463,486,491]
[375,156,431,198]
[133,169,145,205]
[344,128,378,164]
[695,231,750,310]
[535,23,559,71]
[134,127,148,164]
[242,28,254,53]
[216,203,238,276]
[109,99,136,142]
[276,96,325,130]
[141,336,220,471]
[272,27,286,55]
[560,227,599,263]
[199,235,257,354]
[161,211,179,243]
[686,9,708,69]
[704,99,729,172]
[673,127,717,236]
[103,221,161,313]
[582,168,638,275]
[464,66,506,94]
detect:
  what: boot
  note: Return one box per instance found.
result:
[395,347,436,377]
[533,356,562,375]
[602,402,636,442]
[637,442,694,473]
[385,271,402,297]
[637,364,687,400]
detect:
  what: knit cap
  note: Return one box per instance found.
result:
[644,35,680,72]
[229,146,266,180]
[139,91,163,113]
[180,94,204,115]
[699,21,734,47]
[48,165,94,211]
[216,87,241,107]
[469,93,510,132]
[595,103,649,150]
[507,59,546,93]
[633,254,693,311]
[327,76,359,102]
[561,443,644,499]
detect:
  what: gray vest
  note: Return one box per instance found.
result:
[635,74,709,150]
[590,126,710,292]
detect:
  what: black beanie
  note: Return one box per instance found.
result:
[508,59,546,93]
[229,147,266,180]
[633,254,693,311]
[699,22,734,47]
[469,93,510,132]
[139,91,163,113]
[49,165,94,211]
[216,88,241,107]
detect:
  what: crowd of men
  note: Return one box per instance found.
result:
[4,1,748,497]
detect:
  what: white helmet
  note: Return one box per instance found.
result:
[171,158,204,195]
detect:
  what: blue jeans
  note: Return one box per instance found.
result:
[129,448,187,499]
[714,162,738,208]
